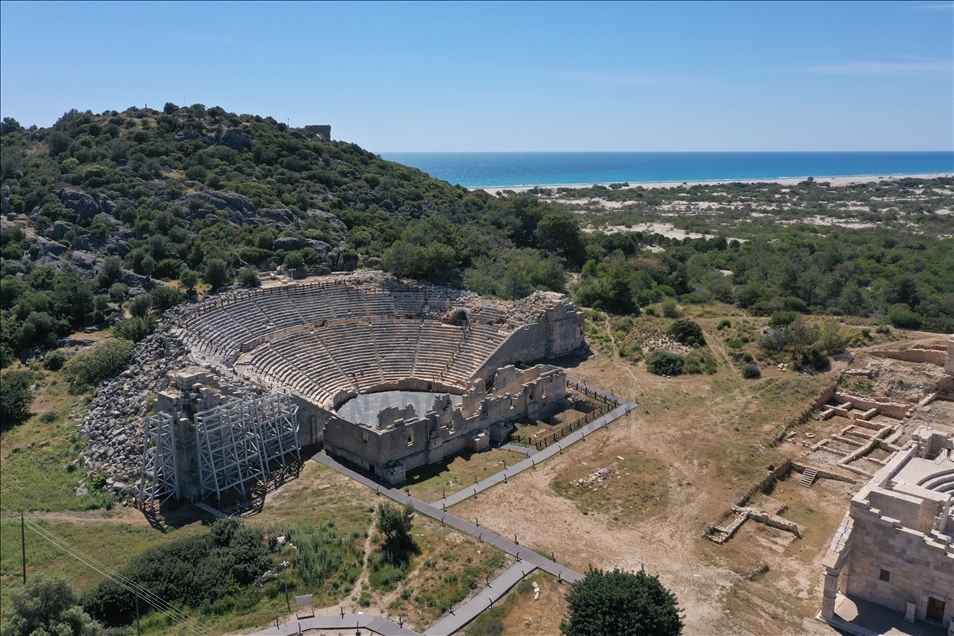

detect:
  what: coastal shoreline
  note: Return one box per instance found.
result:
[477,172,952,195]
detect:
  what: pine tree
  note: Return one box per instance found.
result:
[561,567,683,636]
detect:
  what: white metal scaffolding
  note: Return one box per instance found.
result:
[252,394,301,469]
[194,395,299,501]
[195,400,266,501]
[138,412,180,507]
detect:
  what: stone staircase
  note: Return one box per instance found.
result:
[799,467,818,488]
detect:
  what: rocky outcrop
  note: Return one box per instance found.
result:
[51,220,73,239]
[305,209,349,236]
[177,190,258,224]
[70,251,101,273]
[274,236,305,251]
[173,129,203,142]
[259,208,296,227]
[59,188,114,224]
[172,127,251,151]
[218,128,251,152]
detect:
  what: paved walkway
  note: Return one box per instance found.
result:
[248,562,539,636]
[249,613,420,635]
[431,403,637,509]
[499,443,537,457]
[424,562,534,636]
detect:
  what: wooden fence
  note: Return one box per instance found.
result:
[507,379,625,450]
[511,404,612,450]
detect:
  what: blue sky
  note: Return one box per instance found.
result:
[1,1,951,151]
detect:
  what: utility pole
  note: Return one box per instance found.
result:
[135,592,141,636]
[282,560,291,612]
[21,513,26,584]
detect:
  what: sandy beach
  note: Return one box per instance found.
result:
[479,172,952,196]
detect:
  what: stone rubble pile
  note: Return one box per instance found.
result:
[79,316,258,498]
[576,466,617,488]
[80,330,187,497]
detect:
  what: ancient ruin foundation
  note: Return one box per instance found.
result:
[820,426,954,631]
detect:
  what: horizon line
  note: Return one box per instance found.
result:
[379,150,954,154]
[464,172,954,190]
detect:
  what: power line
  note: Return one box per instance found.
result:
[21,521,211,635]
[2,508,216,636]
[24,520,214,636]
[20,518,213,635]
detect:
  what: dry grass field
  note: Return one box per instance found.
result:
[465,571,569,635]
[403,447,527,503]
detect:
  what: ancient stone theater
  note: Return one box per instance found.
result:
[102,272,585,505]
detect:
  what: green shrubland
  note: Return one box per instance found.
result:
[82,518,270,627]
[61,338,133,392]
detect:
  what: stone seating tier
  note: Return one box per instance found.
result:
[175,278,570,408]
[232,317,509,408]
[920,469,954,493]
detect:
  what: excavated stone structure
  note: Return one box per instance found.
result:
[324,365,566,484]
[820,426,954,632]
[83,272,585,503]
[171,272,584,444]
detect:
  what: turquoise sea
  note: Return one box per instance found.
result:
[380,152,954,189]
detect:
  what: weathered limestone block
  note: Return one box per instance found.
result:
[946,334,954,375]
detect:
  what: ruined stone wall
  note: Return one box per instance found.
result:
[540,299,587,357]
[473,296,584,382]
[322,415,373,471]
[845,507,954,625]
[707,460,794,532]
[946,335,954,376]
[767,378,840,446]
[325,365,567,484]
[870,348,948,366]
[489,366,566,422]
[291,396,325,446]
[832,390,912,419]
[156,377,239,501]
[304,125,331,141]
[323,413,425,473]
[473,324,542,383]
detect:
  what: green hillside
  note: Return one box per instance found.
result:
[0,105,581,366]
[1,104,952,370]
